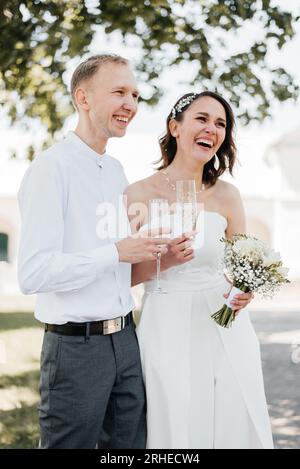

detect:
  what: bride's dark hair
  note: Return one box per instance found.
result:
[157,91,237,187]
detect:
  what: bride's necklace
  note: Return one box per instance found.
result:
[162,168,205,194]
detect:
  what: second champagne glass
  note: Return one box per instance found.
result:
[147,198,170,294]
[176,180,199,274]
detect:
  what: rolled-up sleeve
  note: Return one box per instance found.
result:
[18,155,119,295]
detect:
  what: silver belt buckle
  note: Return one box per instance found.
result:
[103,316,125,335]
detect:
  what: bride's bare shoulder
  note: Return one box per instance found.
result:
[124,174,161,231]
[124,173,160,203]
[214,179,241,200]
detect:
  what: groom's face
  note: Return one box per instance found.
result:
[82,63,139,138]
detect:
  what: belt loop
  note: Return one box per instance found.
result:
[85,323,90,343]
[45,324,48,332]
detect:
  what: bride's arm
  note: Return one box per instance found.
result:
[131,234,195,286]
[132,260,157,287]
[222,182,253,311]
[131,231,196,286]
[224,182,247,239]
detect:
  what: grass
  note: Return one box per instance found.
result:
[0,403,40,449]
[0,369,40,390]
[0,312,42,449]
[0,313,42,331]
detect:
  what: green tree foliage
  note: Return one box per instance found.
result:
[0,0,299,155]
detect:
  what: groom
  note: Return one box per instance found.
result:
[18,54,193,449]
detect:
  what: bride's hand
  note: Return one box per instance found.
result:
[161,231,197,270]
[223,289,255,315]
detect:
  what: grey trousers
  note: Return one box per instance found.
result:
[38,321,146,449]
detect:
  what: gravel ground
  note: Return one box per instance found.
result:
[251,309,300,449]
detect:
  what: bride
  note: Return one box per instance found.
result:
[126,91,273,449]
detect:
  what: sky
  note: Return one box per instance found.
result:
[0,0,299,198]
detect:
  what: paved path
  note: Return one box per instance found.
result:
[251,309,300,449]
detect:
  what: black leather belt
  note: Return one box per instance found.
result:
[45,311,133,336]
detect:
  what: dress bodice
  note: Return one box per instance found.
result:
[142,211,228,292]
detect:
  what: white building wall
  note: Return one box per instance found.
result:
[244,198,274,243]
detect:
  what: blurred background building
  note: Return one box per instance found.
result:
[246,126,300,280]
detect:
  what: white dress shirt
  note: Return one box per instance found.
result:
[18,131,134,324]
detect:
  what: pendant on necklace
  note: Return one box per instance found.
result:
[162,169,205,193]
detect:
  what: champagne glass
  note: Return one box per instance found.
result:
[176,180,199,273]
[147,198,170,294]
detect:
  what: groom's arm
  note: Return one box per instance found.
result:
[18,154,119,295]
[18,155,170,294]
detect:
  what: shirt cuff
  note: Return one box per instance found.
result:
[93,243,119,276]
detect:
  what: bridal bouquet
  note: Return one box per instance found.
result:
[211,234,290,328]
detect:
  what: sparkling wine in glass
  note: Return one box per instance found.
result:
[176,180,199,273]
[147,198,170,294]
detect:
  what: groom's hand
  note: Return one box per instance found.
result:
[116,228,171,263]
[161,231,196,270]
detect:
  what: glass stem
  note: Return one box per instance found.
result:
[156,252,161,290]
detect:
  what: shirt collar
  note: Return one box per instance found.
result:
[66,131,109,168]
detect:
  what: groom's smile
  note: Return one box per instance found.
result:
[113,113,131,129]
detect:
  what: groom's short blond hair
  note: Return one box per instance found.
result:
[70,54,129,108]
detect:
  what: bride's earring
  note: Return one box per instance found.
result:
[213,153,219,170]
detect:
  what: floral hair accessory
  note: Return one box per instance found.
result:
[170,93,198,119]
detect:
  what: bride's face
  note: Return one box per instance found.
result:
[170,96,227,164]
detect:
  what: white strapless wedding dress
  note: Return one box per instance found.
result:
[136,211,273,449]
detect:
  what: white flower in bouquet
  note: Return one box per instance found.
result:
[262,251,281,267]
[277,266,289,277]
[211,234,290,328]
[233,238,264,257]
